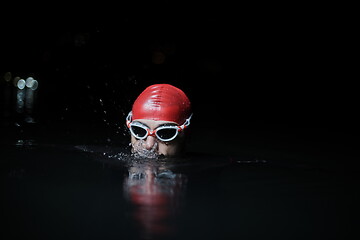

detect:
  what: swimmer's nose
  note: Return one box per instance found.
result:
[144,136,156,150]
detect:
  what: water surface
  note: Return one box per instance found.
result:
[1,131,358,240]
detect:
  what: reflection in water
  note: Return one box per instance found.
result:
[1,73,38,125]
[16,89,25,113]
[15,86,37,124]
[123,159,187,239]
[15,77,38,123]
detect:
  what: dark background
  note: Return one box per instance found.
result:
[0,6,359,240]
[1,5,357,153]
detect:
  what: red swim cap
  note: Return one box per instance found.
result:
[132,84,191,125]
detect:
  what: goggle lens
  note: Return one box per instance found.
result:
[126,112,192,142]
[129,124,179,142]
[130,125,147,139]
[156,128,178,141]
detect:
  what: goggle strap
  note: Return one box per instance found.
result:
[126,111,132,128]
[180,113,193,130]
[147,129,156,137]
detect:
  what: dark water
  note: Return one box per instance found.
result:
[1,72,359,240]
[1,119,359,240]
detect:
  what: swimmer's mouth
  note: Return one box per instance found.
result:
[132,149,164,159]
[131,140,164,159]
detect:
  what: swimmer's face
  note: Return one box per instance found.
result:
[130,119,185,158]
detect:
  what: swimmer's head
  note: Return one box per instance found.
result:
[126,84,192,158]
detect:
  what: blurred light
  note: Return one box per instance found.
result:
[31,80,38,90]
[16,89,25,113]
[4,72,12,82]
[13,76,20,87]
[25,86,34,113]
[17,79,26,89]
[25,77,34,87]
[152,51,166,64]
[25,77,38,90]
[25,116,35,123]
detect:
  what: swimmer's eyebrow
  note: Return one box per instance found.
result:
[157,123,178,127]
[132,121,177,128]
[132,121,150,128]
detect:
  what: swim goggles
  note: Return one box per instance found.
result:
[126,111,192,142]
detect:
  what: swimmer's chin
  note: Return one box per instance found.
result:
[131,150,165,159]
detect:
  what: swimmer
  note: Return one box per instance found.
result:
[126,84,192,158]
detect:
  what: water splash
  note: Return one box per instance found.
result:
[75,144,133,167]
[104,151,131,161]
[130,140,160,159]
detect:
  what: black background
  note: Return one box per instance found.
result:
[1,4,357,149]
[0,5,359,240]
